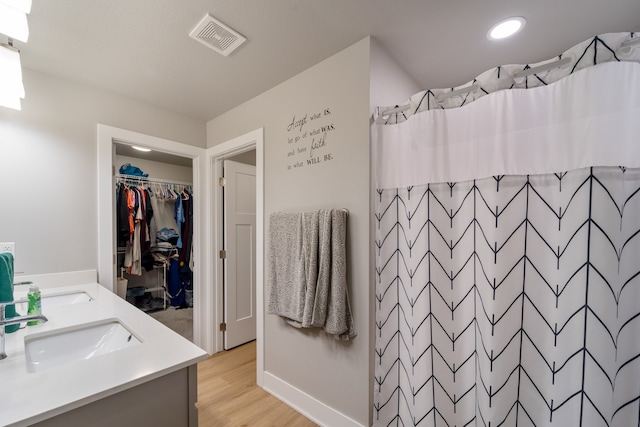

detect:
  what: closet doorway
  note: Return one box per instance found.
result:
[97,124,209,352]
[115,143,195,341]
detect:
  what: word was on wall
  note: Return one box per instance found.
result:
[285,107,336,170]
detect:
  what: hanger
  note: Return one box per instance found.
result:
[168,185,177,200]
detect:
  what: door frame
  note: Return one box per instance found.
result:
[96,124,210,351]
[206,128,264,386]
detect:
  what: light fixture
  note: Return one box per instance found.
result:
[0,0,32,42]
[132,146,152,152]
[0,0,30,110]
[487,17,526,41]
[0,42,24,110]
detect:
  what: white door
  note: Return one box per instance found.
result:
[223,160,256,349]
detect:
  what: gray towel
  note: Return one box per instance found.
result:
[267,212,305,323]
[267,209,356,340]
[301,209,328,328]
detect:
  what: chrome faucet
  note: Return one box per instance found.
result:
[0,299,48,360]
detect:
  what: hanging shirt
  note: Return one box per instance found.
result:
[138,187,150,253]
[174,196,185,249]
[129,188,144,276]
[117,184,130,248]
[126,188,135,242]
[149,195,180,246]
[179,192,193,266]
[145,188,154,249]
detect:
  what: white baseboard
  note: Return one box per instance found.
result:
[262,371,364,427]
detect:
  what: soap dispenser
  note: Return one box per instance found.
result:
[27,284,41,326]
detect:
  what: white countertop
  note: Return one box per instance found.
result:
[0,283,208,427]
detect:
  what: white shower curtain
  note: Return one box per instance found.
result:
[372,33,640,426]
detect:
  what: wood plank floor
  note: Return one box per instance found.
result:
[197,341,318,426]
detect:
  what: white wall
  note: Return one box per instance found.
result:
[208,37,371,425]
[115,155,193,183]
[370,38,422,115]
[0,69,205,276]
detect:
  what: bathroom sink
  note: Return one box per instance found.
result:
[14,291,93,312]
[24,319,142,373]
[43,291,93,307]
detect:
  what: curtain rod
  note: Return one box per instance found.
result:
[621,37,640,48]
[379,59,570,117]
[436,83,479,102]
[379,104,411,117]
[378,36,638,119]
[379,83,480,117]
[513,56,573,79]
[115,174,192,187]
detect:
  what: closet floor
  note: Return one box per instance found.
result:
[148,307,193,342]
[197,341,318,426]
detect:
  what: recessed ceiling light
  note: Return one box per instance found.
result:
[487,17,526,41]
[132,146,151,152]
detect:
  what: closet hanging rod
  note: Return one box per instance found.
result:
[115,174,192,187]
[513,56,572,79]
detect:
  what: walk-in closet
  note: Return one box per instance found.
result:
[114,143,194,341]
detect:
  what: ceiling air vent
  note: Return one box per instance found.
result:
[189,14,246,57]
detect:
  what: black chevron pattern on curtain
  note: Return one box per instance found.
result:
[378,33,637,125]
[374,167,640,426]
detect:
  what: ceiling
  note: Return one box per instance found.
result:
[20,0,640,122]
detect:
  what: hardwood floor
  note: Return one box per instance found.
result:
[197,341,318,426]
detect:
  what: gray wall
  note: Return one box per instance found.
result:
[0,69,205,276]
[208,37,372,424]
